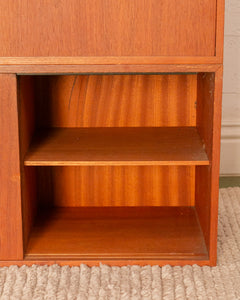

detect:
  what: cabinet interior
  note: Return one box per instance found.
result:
[18,73,214,261]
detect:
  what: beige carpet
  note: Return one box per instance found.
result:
[0,187,240,300]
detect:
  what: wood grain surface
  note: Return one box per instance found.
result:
[0,63,222,74]
[24,128,209,166]
[0,0,216,57]
[196,73,215,255]
[0,74,23,260]
[18,76,38,252]
[26,207,208,260]
[36,166,195,207]
[195,68,223,265]
[34,74,197,128]
[208,67,223,264]
[215,0,225,59]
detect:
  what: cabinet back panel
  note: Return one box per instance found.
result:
[36,166,195,207]
[0,1,216,57]
[34,74,197,127]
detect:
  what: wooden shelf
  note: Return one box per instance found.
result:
[24,127,209,166]
[26,207,208,260]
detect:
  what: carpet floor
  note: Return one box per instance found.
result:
[0,187,240,300]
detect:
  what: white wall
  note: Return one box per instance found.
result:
[220,0,240,175]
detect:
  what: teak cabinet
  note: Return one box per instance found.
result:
[0,0,224,266]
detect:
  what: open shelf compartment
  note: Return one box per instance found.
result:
[17,73,216,264]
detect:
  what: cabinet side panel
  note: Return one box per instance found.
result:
[196,73,214,254]
[18,77,37,252]
[0,74,23,260]
[196,69,223,264]
[216,0,225,59]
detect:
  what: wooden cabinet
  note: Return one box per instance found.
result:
[0,0,217,57]
[0,0,224,266]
